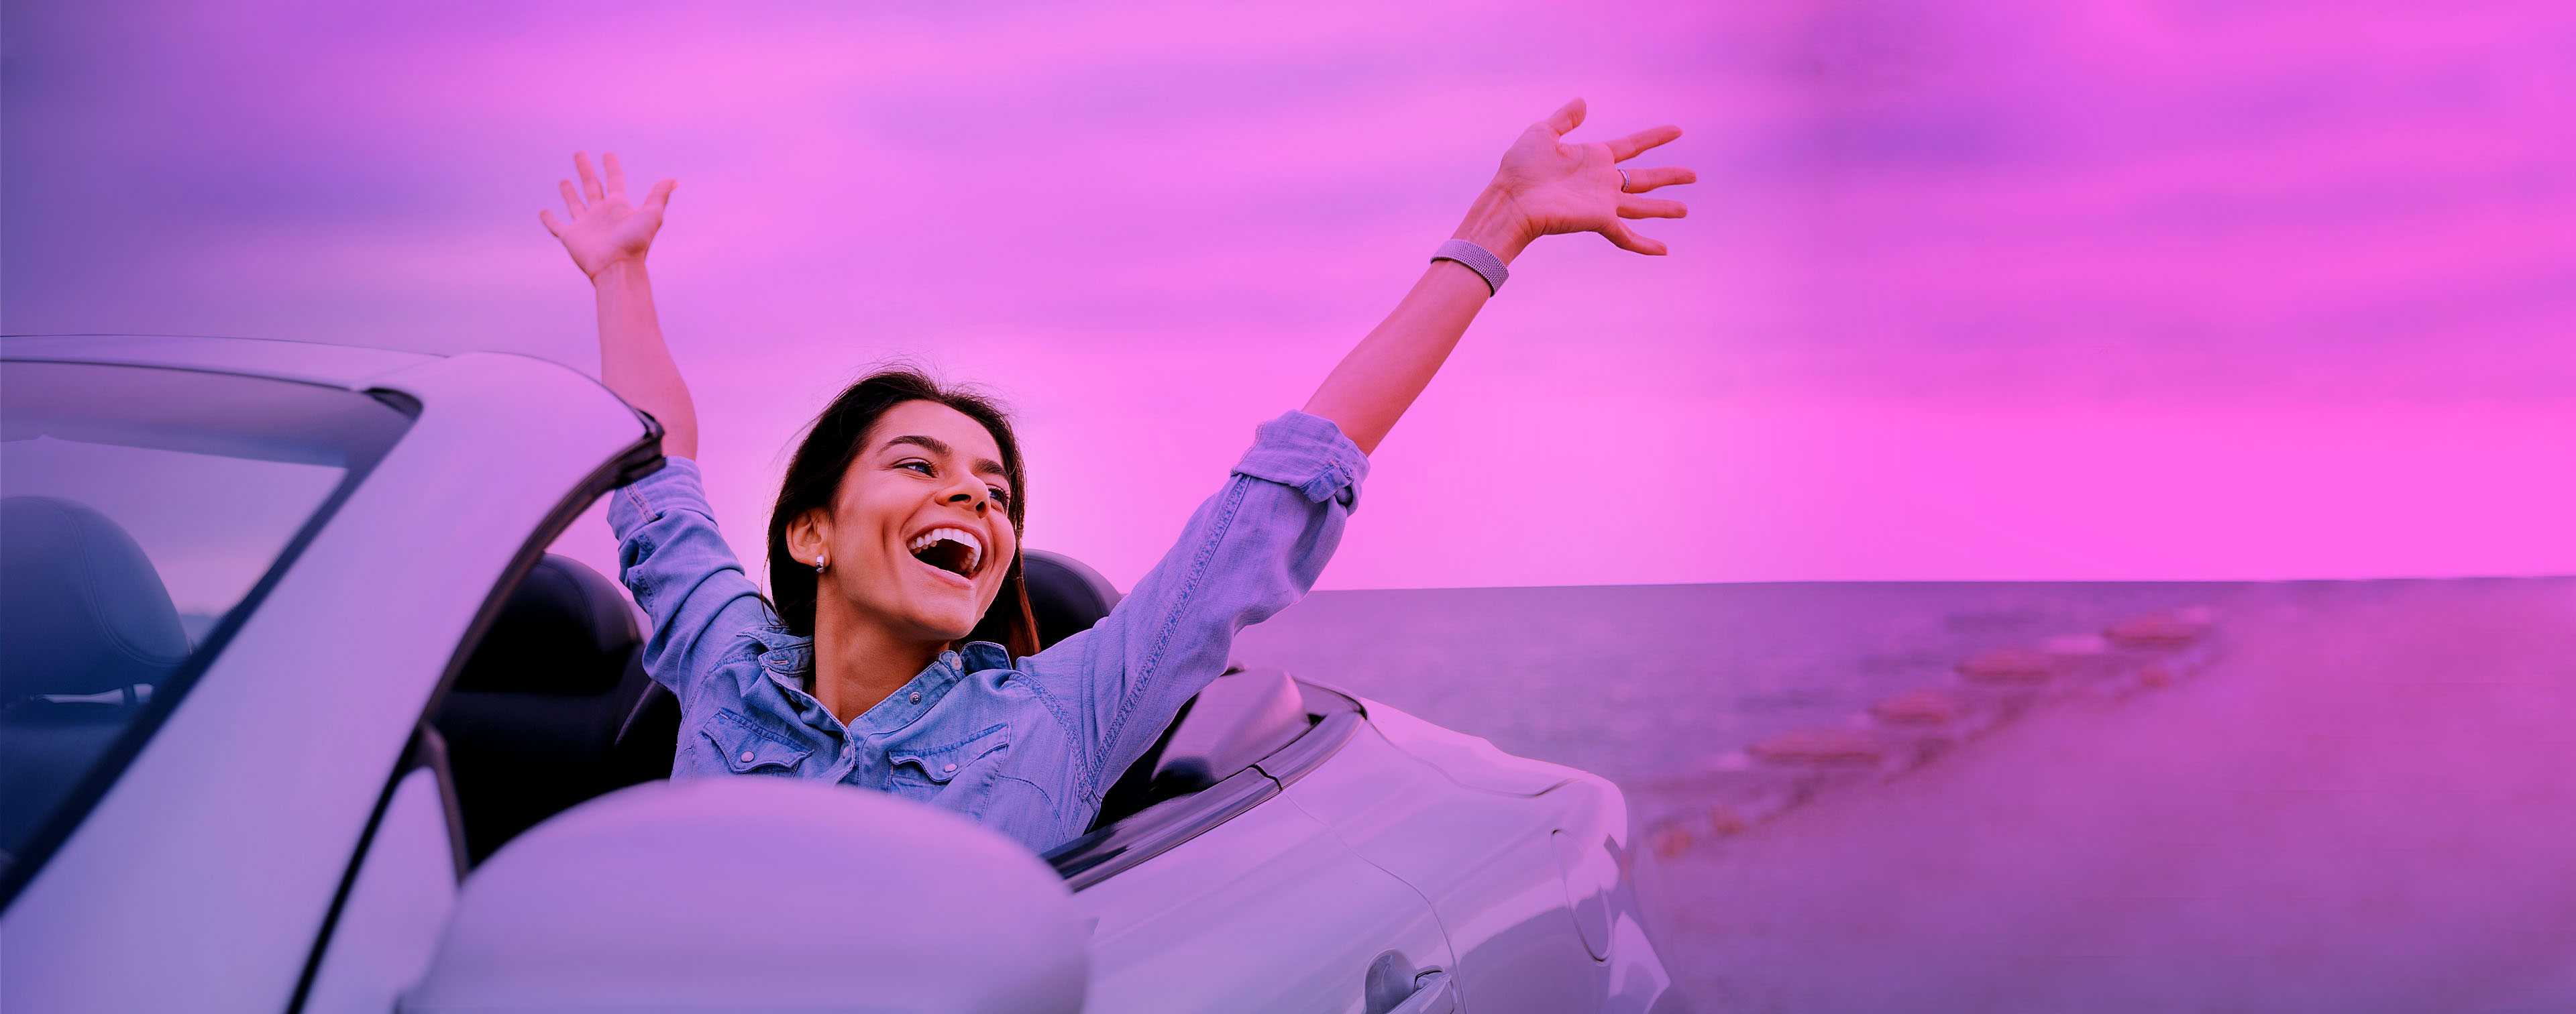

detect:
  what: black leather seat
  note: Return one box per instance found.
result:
[432,555,667,864]
[1022,549,1121,649]
[0,496,191,855]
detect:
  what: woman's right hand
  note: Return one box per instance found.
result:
[539,152,676,282]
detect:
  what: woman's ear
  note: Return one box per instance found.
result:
[786,508,832,566]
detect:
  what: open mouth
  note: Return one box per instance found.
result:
[906,526,984,580]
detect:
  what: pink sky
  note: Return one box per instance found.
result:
[5,0,2571,589]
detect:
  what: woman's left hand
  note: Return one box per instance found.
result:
[1305,100,1695,453]
[1471,98,1694,257]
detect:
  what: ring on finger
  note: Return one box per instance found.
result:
[1617,168,1632,193]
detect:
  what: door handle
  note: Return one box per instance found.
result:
[1387,970,1456,1014]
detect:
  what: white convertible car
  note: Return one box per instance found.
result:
[0,336,1682,1013]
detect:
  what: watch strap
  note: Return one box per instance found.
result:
[1430,239,1508,296]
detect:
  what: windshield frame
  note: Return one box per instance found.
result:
[0,359,419,910]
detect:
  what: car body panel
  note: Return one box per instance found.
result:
[1359,701,1574,797]
[303,764,461,1012]
[1,347,648,1013]
[1285,706,1677,1014]
[1077,752,1454,1013]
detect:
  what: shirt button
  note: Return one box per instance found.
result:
[739,750,755,763]
[943,763,957,773]
[910,691,922,704]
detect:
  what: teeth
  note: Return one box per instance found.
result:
[906,527,983,575]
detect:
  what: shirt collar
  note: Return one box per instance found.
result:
[753,634,1015,735]
[957,640,1014,675]
[844,649,971,734]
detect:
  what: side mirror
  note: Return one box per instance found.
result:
[402,778,1085,1013]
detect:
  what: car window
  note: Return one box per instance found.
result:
[0,359,413,900]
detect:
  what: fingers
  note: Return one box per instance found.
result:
[641,178,676,216]
[1542,97,1587,136]
[1607,124,1682,162]
[539,209,565,237]
[575,151,605,203]
[602,151,628,199]
[1617,195,1688,219]
[1617,165,1697,192]
[557,178,587,218]
[1603,221,1669,256]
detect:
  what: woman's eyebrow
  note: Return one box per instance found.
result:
[883,434,951,457]
[883,434,1008,483]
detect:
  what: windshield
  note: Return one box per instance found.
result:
[0,359,413,896]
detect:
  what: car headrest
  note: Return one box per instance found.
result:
[1,496,190,699]
[452,555,641,696]
[1021,550,1121,650]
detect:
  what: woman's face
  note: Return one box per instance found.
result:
[798,399,1019,645]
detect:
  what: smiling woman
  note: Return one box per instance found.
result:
[539,97,1694,854]
[765,374,1036,719]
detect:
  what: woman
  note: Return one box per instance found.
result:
[539,99,1693,854]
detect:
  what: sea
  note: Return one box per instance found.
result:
[1232,580,2251,784]
[1234,578,2576,1010]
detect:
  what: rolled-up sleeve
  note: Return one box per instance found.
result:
[1020,410,1369,799]
[1228,410,1368,510]
[607,457,773,697]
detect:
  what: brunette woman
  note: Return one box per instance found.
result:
[538,99,1693,853]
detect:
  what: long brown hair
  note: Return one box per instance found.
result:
[765,367,1038,656]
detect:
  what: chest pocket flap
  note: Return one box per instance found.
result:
[889,724,1008,785]
[702,710,814,774]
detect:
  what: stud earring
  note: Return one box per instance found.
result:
[814,552,827,574]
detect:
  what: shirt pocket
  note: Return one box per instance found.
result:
[888,724,1010,789]
[700,709,814,775]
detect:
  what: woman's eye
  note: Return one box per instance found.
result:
[899,460,934,475]
[987,487,1012,506]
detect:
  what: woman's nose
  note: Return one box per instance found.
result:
[945,490,986,513]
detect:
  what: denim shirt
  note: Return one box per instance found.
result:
[606,410,1366,855]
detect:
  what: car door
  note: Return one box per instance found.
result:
[1073,775,1456,1013]
[1281,703,1682,1014]
[298,731,466,1013]
[1055,678,1455,1013]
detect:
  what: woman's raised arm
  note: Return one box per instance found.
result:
[1301,99,1695,455]
[539,152,698,459]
